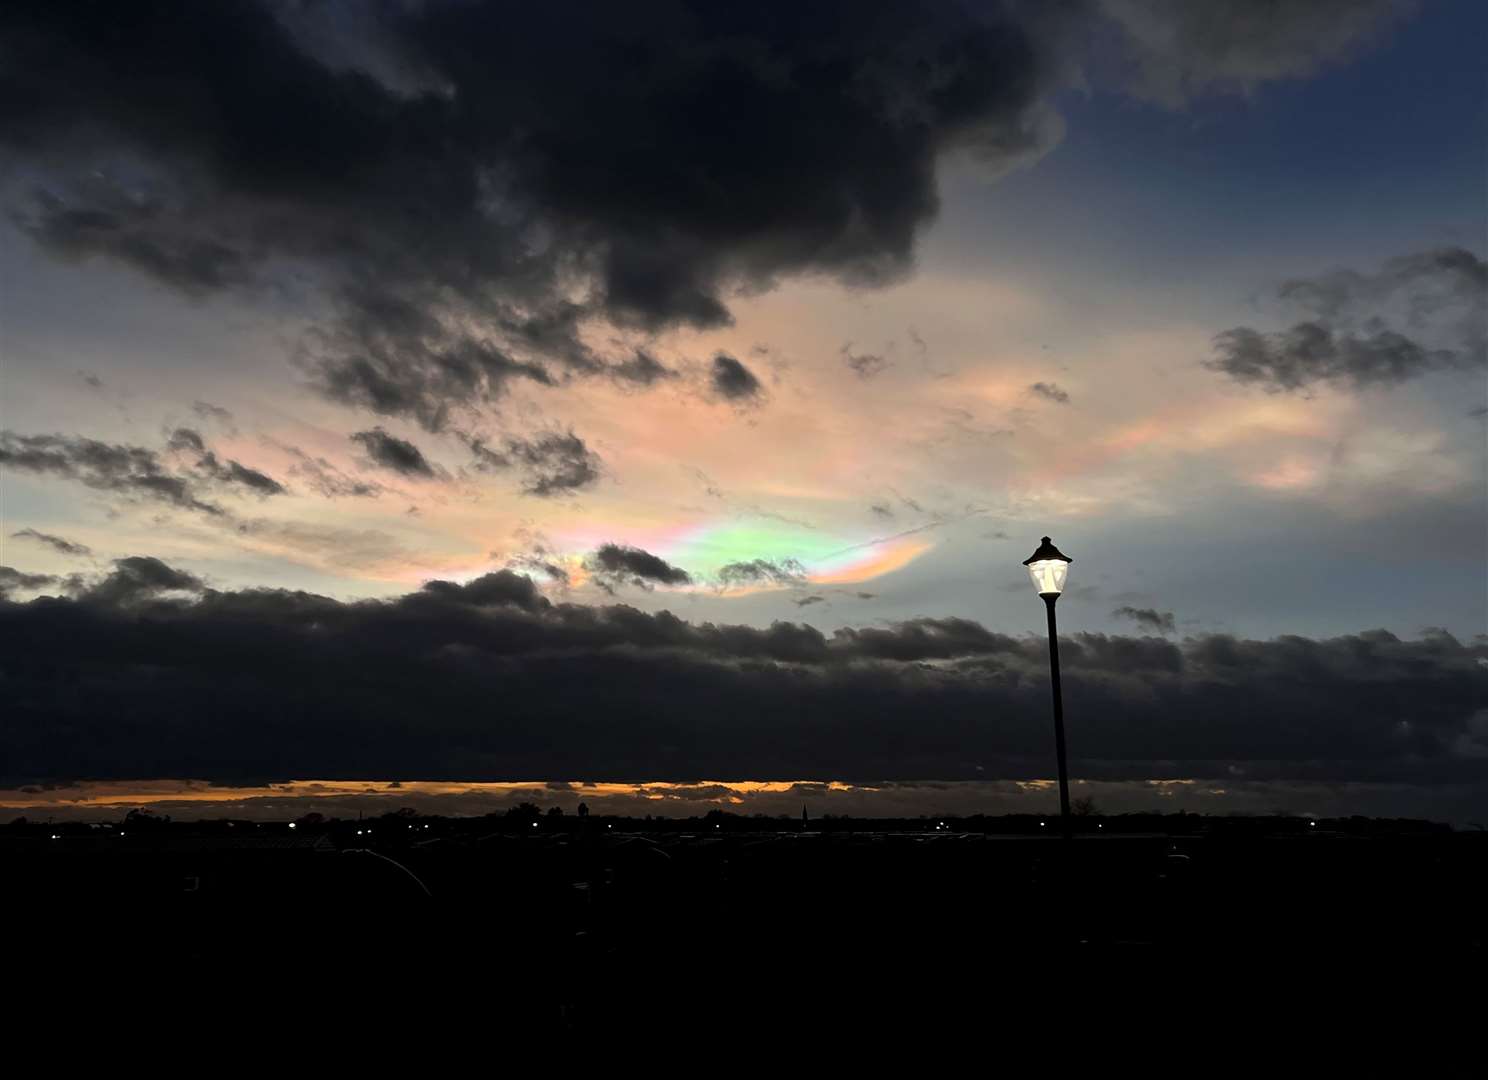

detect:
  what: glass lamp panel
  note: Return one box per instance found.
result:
[1027,559,1068,595]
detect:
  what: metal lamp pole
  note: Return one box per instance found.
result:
[1023,536,1074,841]
[1043,592,1071,839]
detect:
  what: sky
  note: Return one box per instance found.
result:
[1,0,1485,821]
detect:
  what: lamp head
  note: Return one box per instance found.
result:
[1022,535,1072,597]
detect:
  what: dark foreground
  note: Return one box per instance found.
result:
[7,815,1482,1034]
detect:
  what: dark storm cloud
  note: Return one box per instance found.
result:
[585,544,692,593]
[2,1,1415,429]
[1,566,1482,787]
[350,427,441,479]
[1028,381,1070,404]
[505,432,602,497]
[1208,248,1487,392]
[710,354,765,403]
[10,529,92,558]
[1113,606,1176,634]
[718,558,808,588]
[0,0,1064,429]
[0,431,226,516]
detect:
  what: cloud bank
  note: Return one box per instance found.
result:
[2,562,1482,789]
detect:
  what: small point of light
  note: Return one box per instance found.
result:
[1097,824,1103,829]
[288,823,296,829]
[1039,821,1046,827]
[1309,821,1316,827]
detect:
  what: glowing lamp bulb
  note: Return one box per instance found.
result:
[1022,536,1072,597]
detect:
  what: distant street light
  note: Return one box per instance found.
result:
[1023,536,1073,840]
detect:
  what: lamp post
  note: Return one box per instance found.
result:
[1023,536,1073,840]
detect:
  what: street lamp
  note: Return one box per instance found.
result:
[1023,536,1073,839]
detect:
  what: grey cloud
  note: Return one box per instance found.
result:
[1098,0,1408,106]
[710,354,765,403]
[11,188,252,297]
[718,558,808,588]
[232,517,413,571]
[842,345,890,380]
[350,427,442,479]
[506,554,571,587]
[76,556,206,607]
[166,428,207,454]
[1113,606,1177,635]
[1028,381,1070,404]
[196,453,286,496]
[11,529,93,558]
[1209,324,1456,392]
[690,468,726,500]
[0,569,1481,790]
[500,528,572,587]
[167,428,286,496]
[0,566,62,599]
[1208,248,1486,392]
[277,443,385,498]
[0,431,225,516]
[460,433,511,474]
[795,595,826,607]
[609,351,678,387]
[308,322,556,434]
[506,432,602,497]
[191,401,236,429]
[461,429,603,497]
[585,544,692,592]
